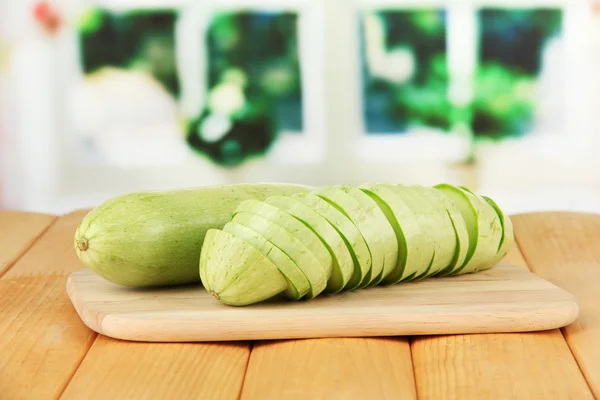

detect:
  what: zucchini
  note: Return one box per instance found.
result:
[229,212,328,299]
[73,183,313,287]
[74,180,513,307]
[314,185,397,287]
[200,229,289,306]
[264,195,355,293]
[202,183,513,306]
[434,184,503,274]
[291,192,372,291]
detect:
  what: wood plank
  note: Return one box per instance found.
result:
[3,209,90,278]
[503,239,528,268]
[0,274,96,399]
[240,337,416,400]
[410,232,594,399]
[512,211,600,398]
[0,210,56,276]
[412,330,592,400]
[60,336,250,400]
[0,210,97,400]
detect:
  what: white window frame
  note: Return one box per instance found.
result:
[348,0,475,164]
[176,0,327,165]
[345,0,587,165]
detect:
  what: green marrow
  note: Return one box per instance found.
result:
[359,183,427,284]
[291,192,371,291]
[482,195,514,269]
[430,189,470,277]
[389,185,436,279]
[410,185,458,278]
[200,229,289,306]
[314,185,397,287]
[74,183,312,287]
[222,221,310,300]
[434,184,503,274]
[232,199,333,280]
[74,180,514,307]
[264,195,354,293]
[230,212,328,299]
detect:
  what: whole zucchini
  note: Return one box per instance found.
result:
[73,183,313,287]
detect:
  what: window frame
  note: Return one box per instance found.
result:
[346,0,584,166]
[176,0,327,165]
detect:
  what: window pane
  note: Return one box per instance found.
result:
[472,8,564,139]
[78,8,180,98]
[206,11,302,131]
[68,7,186,167]
[69,9,304,168]
[185,11,303,166]
[360,10,449,134]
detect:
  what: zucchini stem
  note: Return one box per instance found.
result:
[76,238,89,251]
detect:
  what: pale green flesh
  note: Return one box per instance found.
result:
[411,186,458,278]
[408,250,436,282]
[232,199,332,279]
[264,195,354,293]
[344,185,398,286]
[231,212,328,298]
[359,184,425,285]
[434,184,477,273]
[314,185,397,288]
[222,221,309,300]
[483,195,514,268]
[74,183,313,288]
[435,184,502,274]
[432,191,470,277]
[459,186,477,195]
[199,229,288,306]
[460,191,503,273]
[198,230,215,292]
[388,185,435,280]
[292,192,371,291]
[313,188,376,289]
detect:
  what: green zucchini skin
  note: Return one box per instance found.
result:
[73,183,313,288]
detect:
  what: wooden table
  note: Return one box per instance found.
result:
[1,209,598,400]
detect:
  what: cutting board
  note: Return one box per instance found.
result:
[66,263,579,342]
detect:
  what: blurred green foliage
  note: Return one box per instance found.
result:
[74,6,564,166]
[75,9,301,167]
[77,8,180,97]
[472,9,562,140]
[391,54,452,131]
[206,12,303,132]
[186,12,302,166]
[362,8,563,141]
[361,10,450,133]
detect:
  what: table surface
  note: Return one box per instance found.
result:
[1,209,598,400]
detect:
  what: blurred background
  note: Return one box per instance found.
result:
[1,0,600,215]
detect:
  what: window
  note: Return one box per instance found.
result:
[63,0,324,169]
[472,8,564,140]
[186,10,305,166]
[78,8,181,98]
[66,5,187,167]
[360,9,449,135]
[353,3,472,164]
[8,0,595,214]
[353,2,570,165]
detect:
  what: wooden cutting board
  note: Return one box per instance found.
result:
[66,263,579,342]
